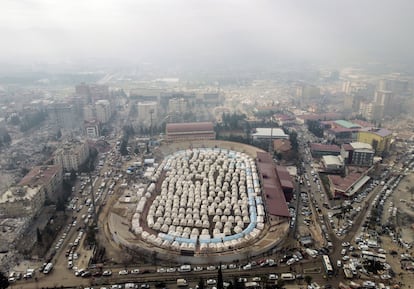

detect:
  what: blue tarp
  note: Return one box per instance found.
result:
[209,237,222,243]
[243,222,256,235]
[174,237,197,244]
[160,234,175,242]
[223,232,244,242]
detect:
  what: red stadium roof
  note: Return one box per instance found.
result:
[166,122,214,134]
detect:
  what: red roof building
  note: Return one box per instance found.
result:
[310,143,341,158]
[256,152,290,219]
[18,165,63,199]
[165,122,215,141]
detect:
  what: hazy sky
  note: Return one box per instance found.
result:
[1,0,413,68]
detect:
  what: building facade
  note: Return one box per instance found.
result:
[357,128,392,155]
[0,186,45,218]
[341,142,374,166]
[54,140,90,171]
[95,99,112,123]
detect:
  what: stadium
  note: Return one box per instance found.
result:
[107,128,292,264]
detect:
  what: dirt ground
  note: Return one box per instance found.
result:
[389,171,414,243]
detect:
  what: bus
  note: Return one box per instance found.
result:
[43,263,53,274]
[322,255,334,276]
[361,250,386,263]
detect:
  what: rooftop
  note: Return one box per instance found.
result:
[334,120,361,129]
[359,127,392,138]
[166,122,214,134]
[328,166,369,194]
[0,186,40,204]
[322,155,344,166]
[310,143,340,152]
[256,152,290,218]
[350,142,373,150]
[252,128,288,138]
[273,139,292,152]
[18,165,61,188]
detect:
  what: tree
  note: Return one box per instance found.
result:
[56,197,66,212]
[304,275,312,285]
[198,277,205,289]
[217,265,224,289]
[85,225,96,246]
[233,277,245,289]
[275,279,285,289]
[36,227,43,244]
[0,271,9,289]
[56,129,62,140]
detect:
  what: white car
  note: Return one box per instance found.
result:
[242,263,252,270]
[336,260,342,268]
[102,270,112,276]
[166,267,176,273]
[206,265,216,271]
[156,268,166,273]
[118,269,128,275]
[193,266,203,272]
[380,274,391,280]
[268,274,278,280]
[130,269,140,274]
[206,279,217,285]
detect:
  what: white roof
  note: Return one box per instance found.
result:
[252,128,288,138]
[350,142,373,150]
[322,155,344,166]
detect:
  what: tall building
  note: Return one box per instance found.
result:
[84,119,100,139]
[296,83,320,100]
[358,102,374,120]
[54,140,90,171]
[137,101,158,126]
[374,90,394,117]
[95,99,111,123]
[168,98,188,115]
[48,102,79,130]
[83,105,95,121]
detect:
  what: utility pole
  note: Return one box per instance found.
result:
[268,124,273,158]
[88,172,97,225]
[149,108,154,140]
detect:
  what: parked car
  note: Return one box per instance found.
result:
[118,269,129,275]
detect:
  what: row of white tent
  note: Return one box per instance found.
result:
[131,148,265,252]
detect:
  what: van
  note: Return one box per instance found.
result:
[177,278,188,287]
[280,273,296,281]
